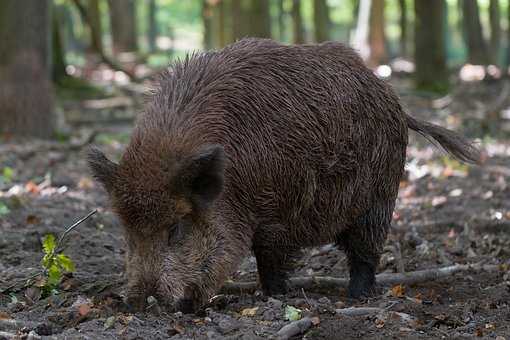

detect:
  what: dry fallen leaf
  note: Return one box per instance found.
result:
[78,303,92,317]
[0,311,11,320]
[241,306,259,317]
[78,177,94,190]
[391,284,405,298]
[311,316,320,326]
[25,181,40,194]
[26,214,40,225]
[375,318,385,328]
[173,323,185,334]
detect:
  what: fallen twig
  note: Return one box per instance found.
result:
[221,262,502,294]
[336,307,382,316]
[274,317,313,340]
[55,209,97,253]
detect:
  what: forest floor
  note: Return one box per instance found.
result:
[1,76,510,339]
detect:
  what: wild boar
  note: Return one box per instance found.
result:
[87,38,480,313]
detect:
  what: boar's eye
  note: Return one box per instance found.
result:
[168,221,186,245]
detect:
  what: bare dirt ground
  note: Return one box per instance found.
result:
[1,77,510,339]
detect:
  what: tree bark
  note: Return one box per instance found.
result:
[108,0,138,53]
[278,0,286,41]
[87,0,103,55]
[0,0,55,138]
[414,0,449,92]
[462,0,489,65]
[202,0,214,49]
[232,0,243,41]
[368,0,386,66]
[292,0,305,43]
[250,0,271,38]
[52,4,67,84]
[313,0,330,42]
[489,0,501,65]
[352,0,371,61]
[148,0,157,52]
[398,0,408,57]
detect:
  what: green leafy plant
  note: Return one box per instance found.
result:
[41,234,75,295]
[0,166,14,185]
[38,210,97,296]
[0,202,10,216]
[284,305,302,321]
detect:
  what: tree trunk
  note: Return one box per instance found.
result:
[0,0,54,138]
[52,4,67,84]
[148,0,157,52]
[218,0,226,47]
[352,0,371,61]
[462,0,489,65]
[108,0,138,53]
[398,0,408,57]
[250,0,271,38]
[292,0,305,43]
[313,0,330,42]
[368,0,386,66]
[414,0,448,92]
[278,0,286,41]
[87,0,103,55]
[232,0,243,41]
[489,0,501,65]
[202,0,214,49]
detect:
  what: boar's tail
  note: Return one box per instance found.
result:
[405,114,481,164]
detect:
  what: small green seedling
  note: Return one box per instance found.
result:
[284,305,302,321]
[41,234,75,295]
[2,167,14,183]
[39,210,97,296]
[0,202,10,216]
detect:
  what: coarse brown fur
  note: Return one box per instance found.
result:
[87,38,480,313]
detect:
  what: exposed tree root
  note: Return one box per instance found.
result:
[221,262,502,294]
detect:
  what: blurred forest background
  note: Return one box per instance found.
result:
[2,0,510,140]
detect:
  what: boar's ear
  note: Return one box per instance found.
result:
[179,145,225,210]
[86,146,119,193]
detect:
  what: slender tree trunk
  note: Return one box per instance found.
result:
[239,0,252,38]
[202,0,214,49]
[352,0,371,60]
[232,0,243,41]
[0,0,55,138]
[108,0,138,53]
[489,0,501,65]
[368,0,386,66]
[87,0,103,55]
[398,0,408,57]
[292,0,305,43]
[148,0,157,52]
[52,4,67,84]
[250,0,271,38]
[414,0,448,92]
[218,0,226,47]
[313,0,330,42]
[462,0,489,65]
[278,0,286,41]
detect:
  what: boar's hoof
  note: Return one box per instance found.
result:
[174,298,196,314]
[347,281,377,300]
[261,278,289,296]
[124,296,146,312]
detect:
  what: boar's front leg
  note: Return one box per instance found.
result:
[252,227,299,296]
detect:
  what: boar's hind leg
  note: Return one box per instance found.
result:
[337,204,391,299]
[253,236,299,296]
